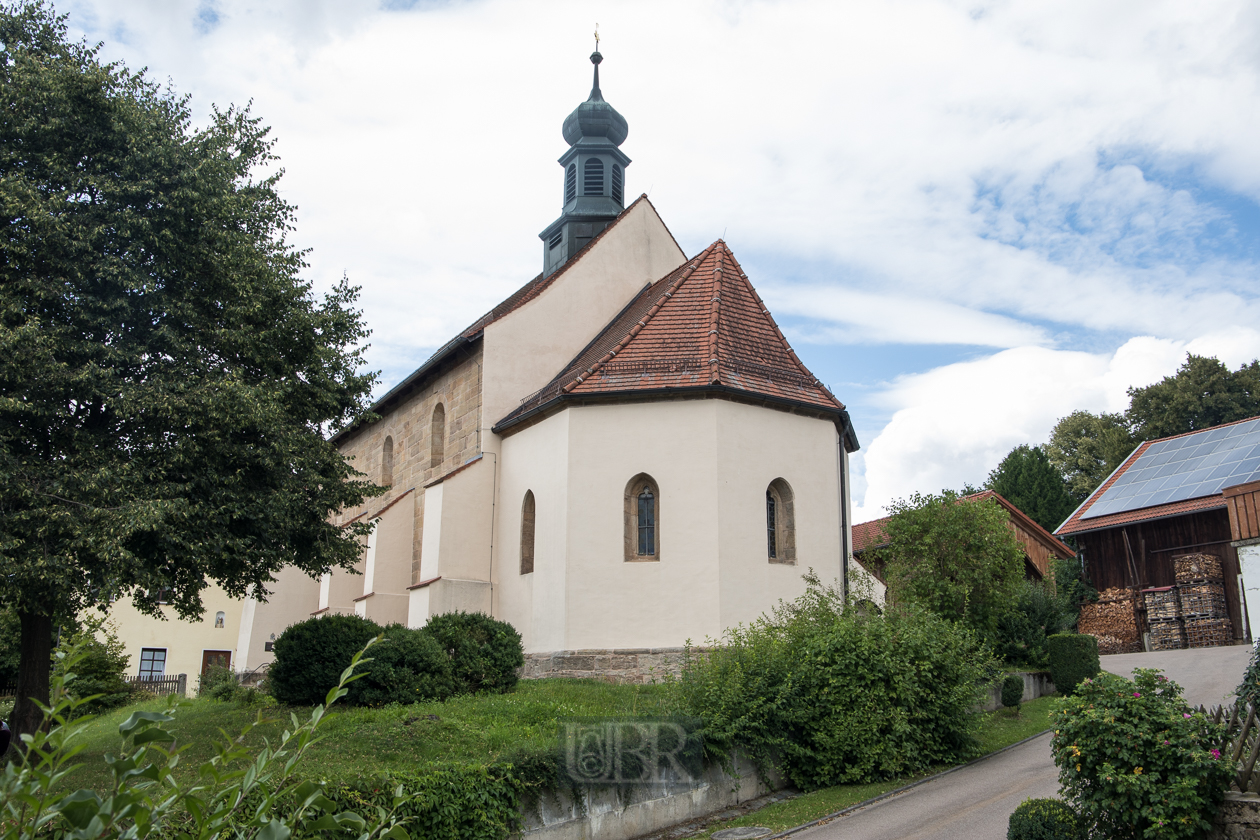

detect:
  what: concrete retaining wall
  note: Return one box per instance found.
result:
[980,671,1056,712]
[521,648,701,684]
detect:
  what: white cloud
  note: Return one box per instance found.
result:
[852,328,1260,522]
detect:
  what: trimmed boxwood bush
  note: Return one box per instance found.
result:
[1046,633,1098,695]
[1001,674,1024,709]
[1007,798,1081,840]
[353,624,456,705]
[422,611,524,695]
[269,614,383,705]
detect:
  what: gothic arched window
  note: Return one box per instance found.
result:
[382,435,394,486]
[766,478,796,564]
[624,473,660,561]
[583,158,605,196]
[520,490,536,575]
[564,164,577,204]
[611,164,624,204]
[430,404,445,469]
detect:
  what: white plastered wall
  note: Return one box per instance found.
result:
[102,583,244,680]
[408,460,495,625]
[362,496,414,626]
[241,565,322,670]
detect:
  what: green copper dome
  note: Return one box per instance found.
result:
[561,52,628,147]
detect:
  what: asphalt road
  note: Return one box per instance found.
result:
[785,645,1253,839]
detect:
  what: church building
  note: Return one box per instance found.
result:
[231,50,862,681]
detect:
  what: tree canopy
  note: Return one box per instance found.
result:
[0,2,380,737]
[1127,354,1260,440]
[985,444,1078,533]
[1045,410,1139,502]
[875,491,1025,637]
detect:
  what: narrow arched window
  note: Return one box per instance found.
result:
[583,158,604,196]
[611,164,624,204]
[564,164,577,204]
[430,404,445,469]
[624,473,661,561]
[767,478,796,564]
[382,435,394,486]
[520,491,536,575]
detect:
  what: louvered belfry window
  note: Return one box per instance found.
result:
[637,486,656,556]
[584,158,604,196]
[564,164,577,203]
[611,164,624,204]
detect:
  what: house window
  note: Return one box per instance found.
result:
[583,157,604,196]
[382,435,394,486]
[564,164,577,203]
[214,611,226,629]
[520,490,536,575]
[139,648,167,680]
[430,403,445,468]
[611,164,624,204]
[624,473,661,561]
[766,478,796,564]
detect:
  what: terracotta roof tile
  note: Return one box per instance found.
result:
[852,518,890,553]
[496,240,846,429]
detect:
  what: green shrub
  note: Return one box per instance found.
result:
[422,611,524,695]
[674,573,996,790]
[995,580,1071,668]
[199,664,240,701]
[1050,668,1231,840]
[52,617,132,714]
[1002,674,1025,709]
[353,624,456,706]
[269,613,383,705]
[1237,641,1260,711]
[1007,798,1081,840]
[1045,633,1098,695]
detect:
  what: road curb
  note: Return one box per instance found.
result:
[764,729,1054,839]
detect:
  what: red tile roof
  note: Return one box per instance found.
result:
[852,518,890,553]
[495,240,850,433]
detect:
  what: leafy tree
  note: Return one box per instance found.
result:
[993,579,1071,668]
[1045,410,1137,501]
[0,3,380,740]
[51,616,131,714]
[1127,353,1260,440]
[985,444,1078,533]
[876,491,1025,638]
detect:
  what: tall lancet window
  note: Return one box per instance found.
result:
[766,489,777,559]
[611,164,624,205]
[624,474,660,561]
[382,435,394,487]
[564,164,577,204]
[766,478,796,564]
[430,404,445,469]
[583,158,604,195]
[520,491,536,575]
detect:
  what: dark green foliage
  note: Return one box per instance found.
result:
[0,608,17,686]
[1046,411,1138,501]
[1050,557,1096,630]
[1051,669,1231,840]
[1001,674,1025,709]
[0,0,381,734]
[986,445,1079,534]
[877,491,1025,638]
[674,574,996,790]
[1237,642,1260,712]
[995,580,1071,668]
[52,618,131,713]
[269,614,383,706]
[1127,354,1260,440]
[353,625,456,706]
[422,612,525,695]
[199,665,240,701]
[1046,634,1099,695]
[1007,798,1081,840]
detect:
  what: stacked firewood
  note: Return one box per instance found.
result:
[1173,553,1224,581]
[1172,552,1233,648]
[1079,588,1142,654]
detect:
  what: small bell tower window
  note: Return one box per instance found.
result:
[564,164,577,204]
[584,158,605,196]
[611,164,624,205]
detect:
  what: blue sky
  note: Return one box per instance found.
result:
[64,0,1260,521]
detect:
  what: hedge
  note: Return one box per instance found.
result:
[1045,633,1098,696]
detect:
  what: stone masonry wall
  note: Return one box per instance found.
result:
[1211,792,1260,840]
[521,648,704,684]
[333,341,483,584]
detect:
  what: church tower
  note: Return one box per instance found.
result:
[539,49,631,276]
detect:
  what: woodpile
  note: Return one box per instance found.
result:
[1148,619,1186,651]
[1179,581,1228,618]
[1186,618,1232,648]
[1079,588,1142,654]
[1173,553,1223,582]
[1142,586,1180,620]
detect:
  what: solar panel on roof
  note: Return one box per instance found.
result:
[1080,417,1260,520]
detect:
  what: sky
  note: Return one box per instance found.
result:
[59,0,1260,523]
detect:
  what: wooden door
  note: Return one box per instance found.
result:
[201,650,232,675]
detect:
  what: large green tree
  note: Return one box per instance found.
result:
[1045,410,1137,502]
[1127,354,1260,440]
[875,491,1025,638]
[985,444,1078,533]
[0,3,380,740]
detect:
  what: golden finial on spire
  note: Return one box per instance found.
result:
[594,23,600,51]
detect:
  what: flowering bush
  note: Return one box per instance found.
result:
[1049,668,1231,840]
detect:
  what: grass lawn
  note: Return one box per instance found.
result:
[59,678,673,792]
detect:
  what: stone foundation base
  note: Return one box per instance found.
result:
[520,648,704,684]
[1211,792,1260,839]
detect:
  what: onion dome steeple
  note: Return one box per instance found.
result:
[539,44,632,277]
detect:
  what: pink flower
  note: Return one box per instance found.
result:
[1184,713,1192,718]
[1211,749,1222,760]
[1164,740,1170,745]
[1134,692,1141,697]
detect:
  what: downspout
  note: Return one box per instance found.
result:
[837,429,849,602]
[487,451,498,617]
